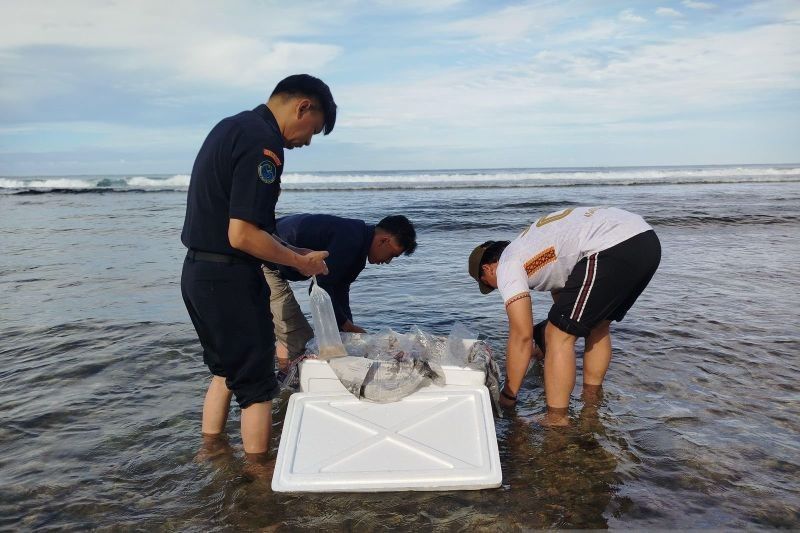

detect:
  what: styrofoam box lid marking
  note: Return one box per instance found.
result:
[272,388,501,492]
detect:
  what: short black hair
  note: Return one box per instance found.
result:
[377,215,417,255]
[271,74,337,135]
[480,240,510,267]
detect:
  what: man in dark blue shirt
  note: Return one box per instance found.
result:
[262,214,417,365]
[181,75,337,464]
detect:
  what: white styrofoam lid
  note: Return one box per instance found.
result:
[272,388,501,492]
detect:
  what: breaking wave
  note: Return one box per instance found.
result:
[1,166,799,194]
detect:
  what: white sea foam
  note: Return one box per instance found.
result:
[282,166,800,185]
[126,175,190,188]
[0,177,99,189]
[0,174,191,190]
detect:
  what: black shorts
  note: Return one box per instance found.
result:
[547,230,661,338]
[181,256,280,408]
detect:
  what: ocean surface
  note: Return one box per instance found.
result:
[1,165,798,530]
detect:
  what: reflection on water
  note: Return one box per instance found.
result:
[499,389,621,529]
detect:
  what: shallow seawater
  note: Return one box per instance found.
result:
[1,179,799,529]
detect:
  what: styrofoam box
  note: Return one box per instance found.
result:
[272,388,501,492]
[273,338,501,493]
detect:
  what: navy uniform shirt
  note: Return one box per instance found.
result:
[274,214,375,327]
[181,104,284,259]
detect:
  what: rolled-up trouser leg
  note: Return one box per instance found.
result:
[262,266,314,358]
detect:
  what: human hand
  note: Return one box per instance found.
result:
[531,342,545,362]
[296,250,329,277]
[499,384,518,409]
[342,321,366,334]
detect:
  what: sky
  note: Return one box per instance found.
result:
[0,0,798,175]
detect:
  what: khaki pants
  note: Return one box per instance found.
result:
[262,266,314,358]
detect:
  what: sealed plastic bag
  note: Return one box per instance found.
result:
[328,356,445,403]
[308,276,347,359]
[311,328,445,403]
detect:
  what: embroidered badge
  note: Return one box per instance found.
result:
[524,246,557,276]
[263,148,282,166]
[258,160,277,184]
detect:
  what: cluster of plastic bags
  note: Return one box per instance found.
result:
[287,280,501,409]
[280,323,500,409]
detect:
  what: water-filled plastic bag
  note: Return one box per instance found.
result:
[308,276,347,359]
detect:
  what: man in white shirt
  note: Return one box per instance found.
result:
[468,207,660,425]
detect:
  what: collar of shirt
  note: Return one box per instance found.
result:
[360,225,376,263]
[253,104,281,135]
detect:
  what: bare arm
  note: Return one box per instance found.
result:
[504,293,534,397]
[229,218,328,276]
[282,242,312,256]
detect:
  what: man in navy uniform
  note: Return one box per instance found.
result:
[262,214,417,366]
[181,74,337,463]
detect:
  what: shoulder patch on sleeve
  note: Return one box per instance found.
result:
[263,148,282,166]
[258,160,277,184]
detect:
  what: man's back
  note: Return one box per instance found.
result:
[275,214,374,284]
[497,207,652,297]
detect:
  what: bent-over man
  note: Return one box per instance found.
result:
[468,206,660,426]
[263,213,417,366]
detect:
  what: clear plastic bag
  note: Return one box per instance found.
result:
[306,328,445,403]
[445,321,477,366]
[465,339,502,416]
[308,276,347,359]
[329,355,445,403]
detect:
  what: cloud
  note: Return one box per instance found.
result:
[0,121,204,152]
[180,40,341,87]
[0,1,339,49]
[374,0,465,12]
[655,7,684,17]
[333,19,800,151]
[550,19,626,45]
[443,4,568,43]
[0,0,343,90]
[682,0,715,9]
[619,9,647,24]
